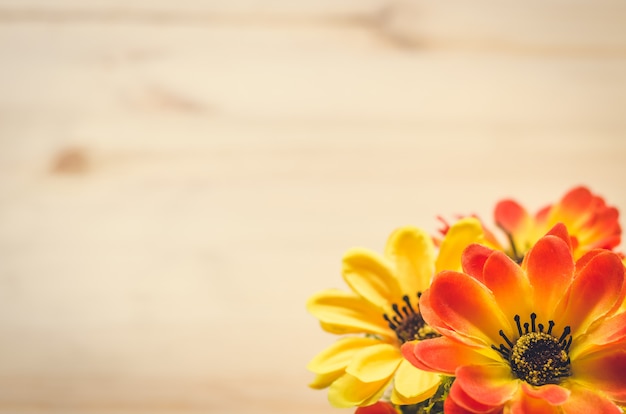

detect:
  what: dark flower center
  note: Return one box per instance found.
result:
[492,313,572,386]
[383,293,439,344]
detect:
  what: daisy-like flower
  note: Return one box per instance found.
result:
[355,401,398,414]
[402,223,626,413]
[494,186,621,261]
[306,218,486,408]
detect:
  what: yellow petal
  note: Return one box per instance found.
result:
[391,359,440,403]
[342,248,400,311]
[360,384,392,407]
[309,371,344,389]
[385,226,435,295]
[435,217,485,274]
[345,343,402,383]
[328,373,391,408]
[307,289,393,338]
[307,336,381,374]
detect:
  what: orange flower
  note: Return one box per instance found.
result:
[355,401,399,414]
[494,186,621,261]
[402,223,626,413]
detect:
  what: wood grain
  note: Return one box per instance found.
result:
[0,1,625,412]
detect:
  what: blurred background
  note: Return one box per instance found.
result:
[1,0,626,413]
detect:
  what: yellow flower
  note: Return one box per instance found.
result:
[306,218,485,408]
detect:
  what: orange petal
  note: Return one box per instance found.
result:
[455,364,518,406]
[448,381,502,413]
[520,382,570,405]
[400,340,437,373]
[575,249,606,272]
[482,250,533,322]
[494,200,541,257]
[576,311,626,351]
[461,243,493,283]
[554,251,625,337]
[535,205,551,225]
[547,187,622,256]
[560,385,622,414]
[507,391,561,414]
[428,271,513,346]
[495,199,530,235]
[418,289,479,348]
[549,186,594,227]
[545,222,573,251]
[580,206,621,250]
[524,233,575,320]
[402,337,495,375]
[355,401,398,414]
[573,343,626,402]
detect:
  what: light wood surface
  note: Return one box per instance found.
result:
[1,1,626,412]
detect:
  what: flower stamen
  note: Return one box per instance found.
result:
[491,313,572,386]
[383,293,439,344]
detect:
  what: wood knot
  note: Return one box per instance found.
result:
[50,146,90,175]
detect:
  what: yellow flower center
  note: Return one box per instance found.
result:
[383,294,439,344]
[491,313,572,386]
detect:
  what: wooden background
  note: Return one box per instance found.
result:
[1,1,626,412]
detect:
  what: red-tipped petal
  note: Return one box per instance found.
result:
[428,271,513,346]
[495,199,530,235]
[508,392,561,414]
[582,206,621,249]
[482,250,533,321]
[461,244,493,283]
[551,187,594,226]
[535,205,551,224]
[560,385,622,414]
[525,234,575,320]
[555,251,625,337]
[575,249,607,272]
[402,337,493,375]
[443,396,469,414]
[578,311,626,350]
[448,381,502,413]
[400,341,433,372]
[455,364,518,406]
[416,289,446,334]
[572,343,626,402]
[355,401,398,414]
[545,222,573,251]
[418,289,480,347]
[548,186,622,256]
[520,382,570,405]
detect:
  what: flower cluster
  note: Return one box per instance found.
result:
[307,186,626,414]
